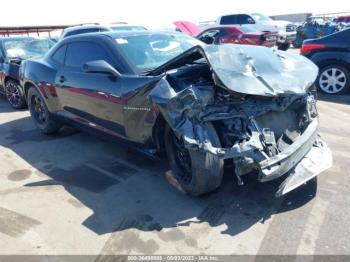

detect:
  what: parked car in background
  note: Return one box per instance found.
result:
[334,16,350,24]
[293,16,341,48]
[333,16,350,29]
[109,23,147,31]
[174,21,202,36]
[20,31,332,197]
[58,24,111,41]
[214,13,296,50]
[251,13,297,50]
[301,28,350,95]
[197,25,277,47]
[0,37,54,108]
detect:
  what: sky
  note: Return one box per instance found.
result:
[0,0,349,28]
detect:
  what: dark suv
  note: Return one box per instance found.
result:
[301,28,350,95]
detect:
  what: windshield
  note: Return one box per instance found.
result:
[4,39,54,60]
[252,13,272,22]
[115,33,203,72]
[111,26,147,31]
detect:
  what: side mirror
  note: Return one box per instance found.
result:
[83,60,121,77]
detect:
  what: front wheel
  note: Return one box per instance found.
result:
[316,64,350,95]
[27,86,62,134]
[165,124,224,196]
[277,42,290,51]
[292,34,304,48]
[5,80,26,109]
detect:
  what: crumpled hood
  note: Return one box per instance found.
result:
[150,44,319,97]
[205,44,319,96]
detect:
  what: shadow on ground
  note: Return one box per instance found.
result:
[317,93,350,106]
[0,100,317,237]
[0,96,27,113]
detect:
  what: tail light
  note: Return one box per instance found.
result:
[300,44,325,54]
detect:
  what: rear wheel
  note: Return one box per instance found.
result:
[316,64,350,95]
[5,80,26,109]
[27,86,61,134]
[165,124,224,196]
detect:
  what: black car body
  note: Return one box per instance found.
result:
[0,37,54,108]
[20,31,332,197]
[301,28,350,95]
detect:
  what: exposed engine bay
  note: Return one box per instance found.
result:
[149,44,332,197]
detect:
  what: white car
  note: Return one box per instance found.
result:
[215,13,297,50]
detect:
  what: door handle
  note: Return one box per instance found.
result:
[59,76,67,83]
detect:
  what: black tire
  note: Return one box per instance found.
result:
[4,80,27,109]
[27,86,61,134]
[165,124,224,196]
[316,64,350,95]
[292,34,304,48]
[277,43,290,51]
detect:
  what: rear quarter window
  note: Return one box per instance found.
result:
[220,15,238,25]
[220,15,254,25]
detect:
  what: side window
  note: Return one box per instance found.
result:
[236,15,255,24]
[65,42,111,68]
[218,29,229,37]
[220,15,238,25]
[198,30,220,44]
[51,45,67,64]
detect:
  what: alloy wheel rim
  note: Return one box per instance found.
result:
[5,82,21,107]
[319,68,347,94]
[32,95,46,124]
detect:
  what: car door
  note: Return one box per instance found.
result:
[55,41,126,137]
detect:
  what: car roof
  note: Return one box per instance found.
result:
[109,24,146,28]
[61,30,181,42]
[62,24,110,33]
[203,25,241,30]
[218,13,255,18]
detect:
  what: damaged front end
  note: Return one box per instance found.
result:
[149,44,332,197]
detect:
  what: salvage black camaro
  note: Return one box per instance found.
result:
[20,31,332,197]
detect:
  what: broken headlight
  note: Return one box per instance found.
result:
[307,94,318,119]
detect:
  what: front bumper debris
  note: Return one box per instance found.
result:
[276,137,332,197]
[259,119,319,182]
[232,119,332,196]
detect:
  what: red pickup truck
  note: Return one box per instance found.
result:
[174,21,277,47]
